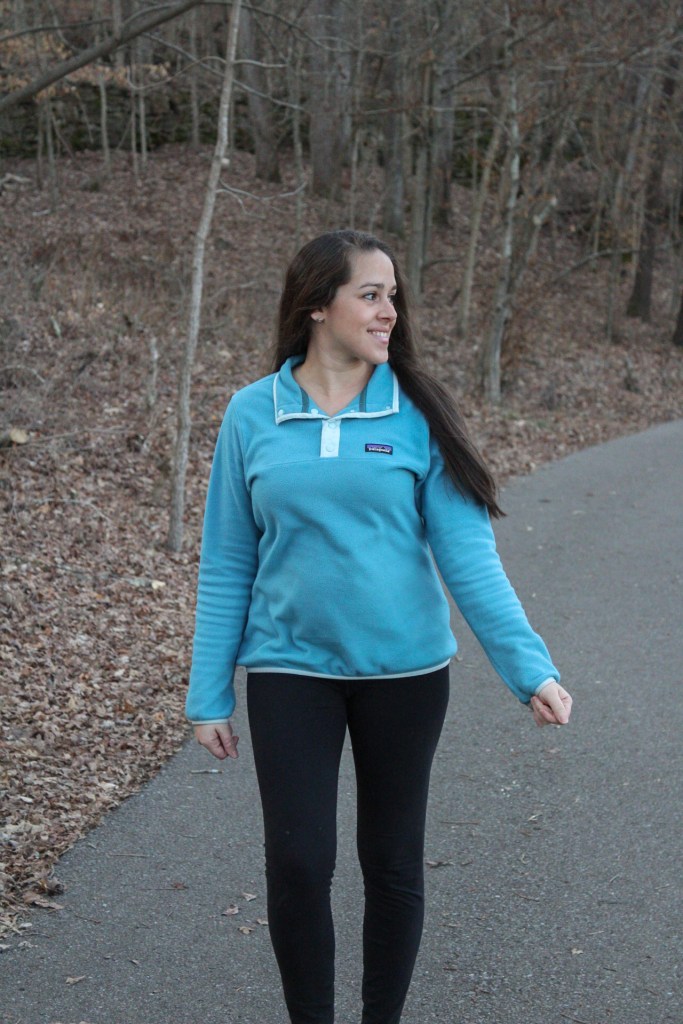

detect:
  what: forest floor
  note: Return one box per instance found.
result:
[1,144,682,940]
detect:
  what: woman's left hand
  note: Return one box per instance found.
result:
[529,683,572,727]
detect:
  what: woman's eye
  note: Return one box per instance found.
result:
[363,292,377,300]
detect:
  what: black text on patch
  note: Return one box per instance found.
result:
[365,443,393,455]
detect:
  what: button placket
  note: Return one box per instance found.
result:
[320,417,341,458]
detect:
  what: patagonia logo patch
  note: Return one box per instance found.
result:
[365,443,393,455]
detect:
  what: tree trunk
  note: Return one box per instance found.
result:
[308,0,350,199]
[189,5,201,148]
[349,127,362,230]
[36,97,44,190]
[45,98,58,210]
[137,37,148,174]
[287,38,305,254]
[483,141,519,405]
[382,0,407,235]
[112,0,124,69]
[626,63,678,320]
[98,73,110,174]
[406,136,430,299]
[669,161,683,314]
[166,0,243,553]
[459,111,504,337]
[672,289,683,345]
[432,10,457,229]
[95,0,111,175]
[406,54,434,300]
[605,73,650,341]
[240,5,281,182]
[130,75,139,180]
[482,9,519,405]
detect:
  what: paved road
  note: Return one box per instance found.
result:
[2,420,682,1024]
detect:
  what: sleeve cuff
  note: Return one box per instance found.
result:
[188,718,231,725]
[534,677,556,695]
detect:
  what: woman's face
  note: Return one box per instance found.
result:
[311,249,398,368]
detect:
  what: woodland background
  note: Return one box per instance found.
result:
[1,0,683,938]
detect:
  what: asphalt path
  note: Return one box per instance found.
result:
[2,419,682,1024]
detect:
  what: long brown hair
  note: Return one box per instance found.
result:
[271,230,503,518]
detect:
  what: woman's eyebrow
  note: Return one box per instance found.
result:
[357,281,397,290]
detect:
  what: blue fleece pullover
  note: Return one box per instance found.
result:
[185,356,559,723]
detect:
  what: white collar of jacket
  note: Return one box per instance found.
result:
[273,355,400,424]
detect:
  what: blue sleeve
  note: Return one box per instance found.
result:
[416,436,559,703]
[185,401,260,722]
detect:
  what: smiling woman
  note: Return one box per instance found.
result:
[186,229,572,1024]
[289,249,397,416]
[273,230,505,513]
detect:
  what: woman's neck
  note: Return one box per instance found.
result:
[293,353,374,417]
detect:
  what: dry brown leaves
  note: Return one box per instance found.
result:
[1,145,682,939]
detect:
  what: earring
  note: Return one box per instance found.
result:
[315,317,324,323]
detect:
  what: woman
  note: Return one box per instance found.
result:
[186,229,572,1024]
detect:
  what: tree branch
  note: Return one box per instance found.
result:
[555,242,672,281]
[0,19,109,46]
[0,0,206,114]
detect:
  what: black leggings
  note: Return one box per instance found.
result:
[246,666,450,1024]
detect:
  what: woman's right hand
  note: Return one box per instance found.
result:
[529,683,572,727]
[194,721,240,760]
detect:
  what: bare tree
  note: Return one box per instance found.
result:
[406,51,435,300]
[189,5,201,148]
[602,73,651,342]
[458,110,504,338]
[672,271,683,344]
[286,32,306,252]
[308,0,353,199]
[382,1,408,235]
[481,8,520,406]
[626,51,679,321]
[431,0,458,228]
[239,3,281,182]
[167,0,244,553]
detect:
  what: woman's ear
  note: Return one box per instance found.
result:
[310,311,325,324]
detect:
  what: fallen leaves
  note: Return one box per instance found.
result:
[221,893,266,932]
[238,919,269,935]
[22,893,64,911]
[0,427,28,446]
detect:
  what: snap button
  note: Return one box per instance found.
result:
[325,443,335,452]
[329,419,339,429]
[278,409,284,416]
[311,408,318,415]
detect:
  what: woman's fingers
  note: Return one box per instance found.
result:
[530,684,572,727]
[194,722,240,759]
